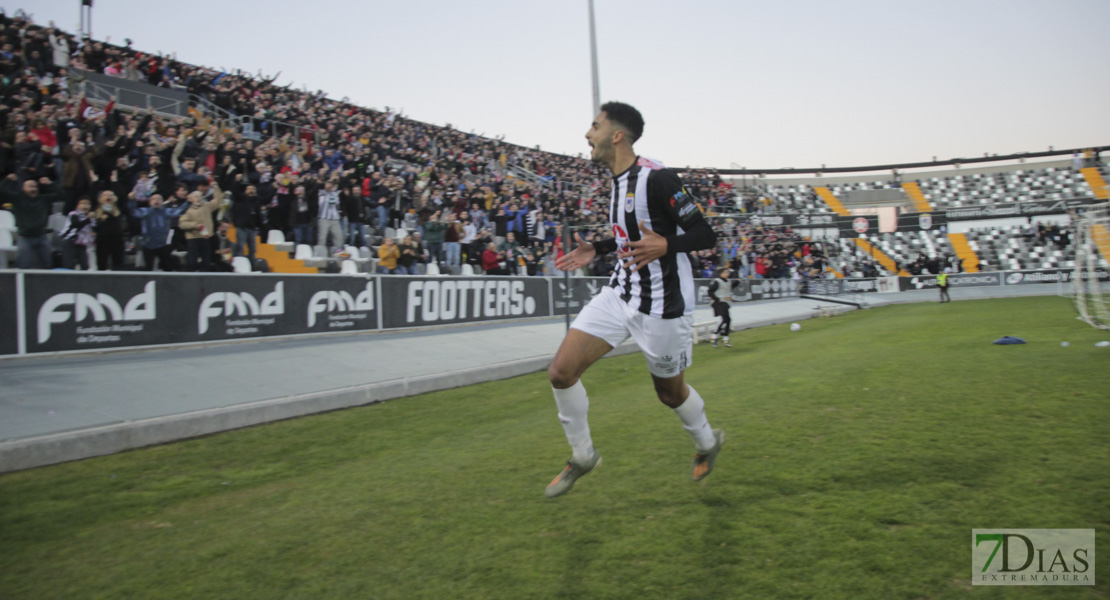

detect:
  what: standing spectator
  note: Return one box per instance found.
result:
[92,190,128,271]
[130,193,189,271]
[59,196,95,270]
[443,212,463,272]
[178,188,223,271]
[526,208,546,247]
[490,206,510,246]
[423,210,447,265]
[344,184,369,247]
[369,173,391,234]
[250,162,278,239]
[287,185,315,247]
[229,179,261,262]
[498,231,522,266]
[316,180,344,254]
[1,174,59,268]
[61,139,97,212]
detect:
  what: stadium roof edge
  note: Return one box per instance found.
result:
[713,145,1110,176]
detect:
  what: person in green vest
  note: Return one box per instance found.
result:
[937,270,950,303]
[423,210,447,265]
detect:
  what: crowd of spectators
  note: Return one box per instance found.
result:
[0,9,845,281]
[710,219,833,280]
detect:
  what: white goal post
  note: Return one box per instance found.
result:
[1073,202,1110,330]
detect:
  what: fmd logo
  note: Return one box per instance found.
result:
[972,529,1094,586]
[199,282,285,334]
[37,281,156,343]
[307,282,375,328]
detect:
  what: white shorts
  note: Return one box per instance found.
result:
[571,286,693,378]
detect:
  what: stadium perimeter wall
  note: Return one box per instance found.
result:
[0,269,1103,473]
[1,268,1105,358]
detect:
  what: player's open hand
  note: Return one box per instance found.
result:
[618,220,668,272]
[555,232,596,271]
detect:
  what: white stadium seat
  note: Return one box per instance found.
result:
[232,256,253,273]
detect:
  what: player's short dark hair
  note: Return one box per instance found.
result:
[600,101,644,144]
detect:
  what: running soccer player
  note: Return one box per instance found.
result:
[545,101,724,498]
[707,267,733,347]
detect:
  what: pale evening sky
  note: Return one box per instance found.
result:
[12,0,1110,171]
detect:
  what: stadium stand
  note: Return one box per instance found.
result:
[0,10,1106,281]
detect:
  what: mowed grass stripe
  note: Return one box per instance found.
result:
[1,296,1107,600]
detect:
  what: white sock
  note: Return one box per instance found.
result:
[553,380,594,461]
[673,385,715,452]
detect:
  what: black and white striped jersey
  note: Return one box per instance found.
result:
[605,156,715,319]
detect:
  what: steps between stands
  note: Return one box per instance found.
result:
[813,187,851,216]
[901,182,933,212]
[1080,167,1109,200]
[946,233,981,273]
[227,227,319,273]
[852,238,910,276]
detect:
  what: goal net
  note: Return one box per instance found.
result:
[1073,202,1110,330]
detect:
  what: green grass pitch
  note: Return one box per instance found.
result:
[1,296,1107,599]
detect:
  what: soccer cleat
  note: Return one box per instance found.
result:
[545,452,601,498]
[723,337,731,348]
[711,340,718,347]
[692,429,726,482]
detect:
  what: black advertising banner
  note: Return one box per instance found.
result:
[694,278,750,305]
[732,213,796,227]
[296,276,379,333]
[895,212,948,232]
[836,215,880,238]
[899,272,1003,291]
[1002,268,1110,286]
[188,274,381,341]
[793,213,838,227]
[694,279,716,305]
[379,276,551,329]
[0,273,18,356]
[842,278,880,293]
[20,272,382,354]
[748,278,800,300]
[721,213,841,228]
[553,277,608,313]
[801,278,842,296]
[801,278,880,296]
[24,273,170,353]
[943,198,1101,222]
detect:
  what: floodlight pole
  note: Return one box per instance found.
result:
[80,0,93,40]
[588,0,600,117]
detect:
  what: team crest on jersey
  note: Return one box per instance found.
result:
[624,191,636,212]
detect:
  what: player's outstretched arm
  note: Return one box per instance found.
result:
[555,232,598,271]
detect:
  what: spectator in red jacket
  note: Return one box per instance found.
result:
[482,242,509,275]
